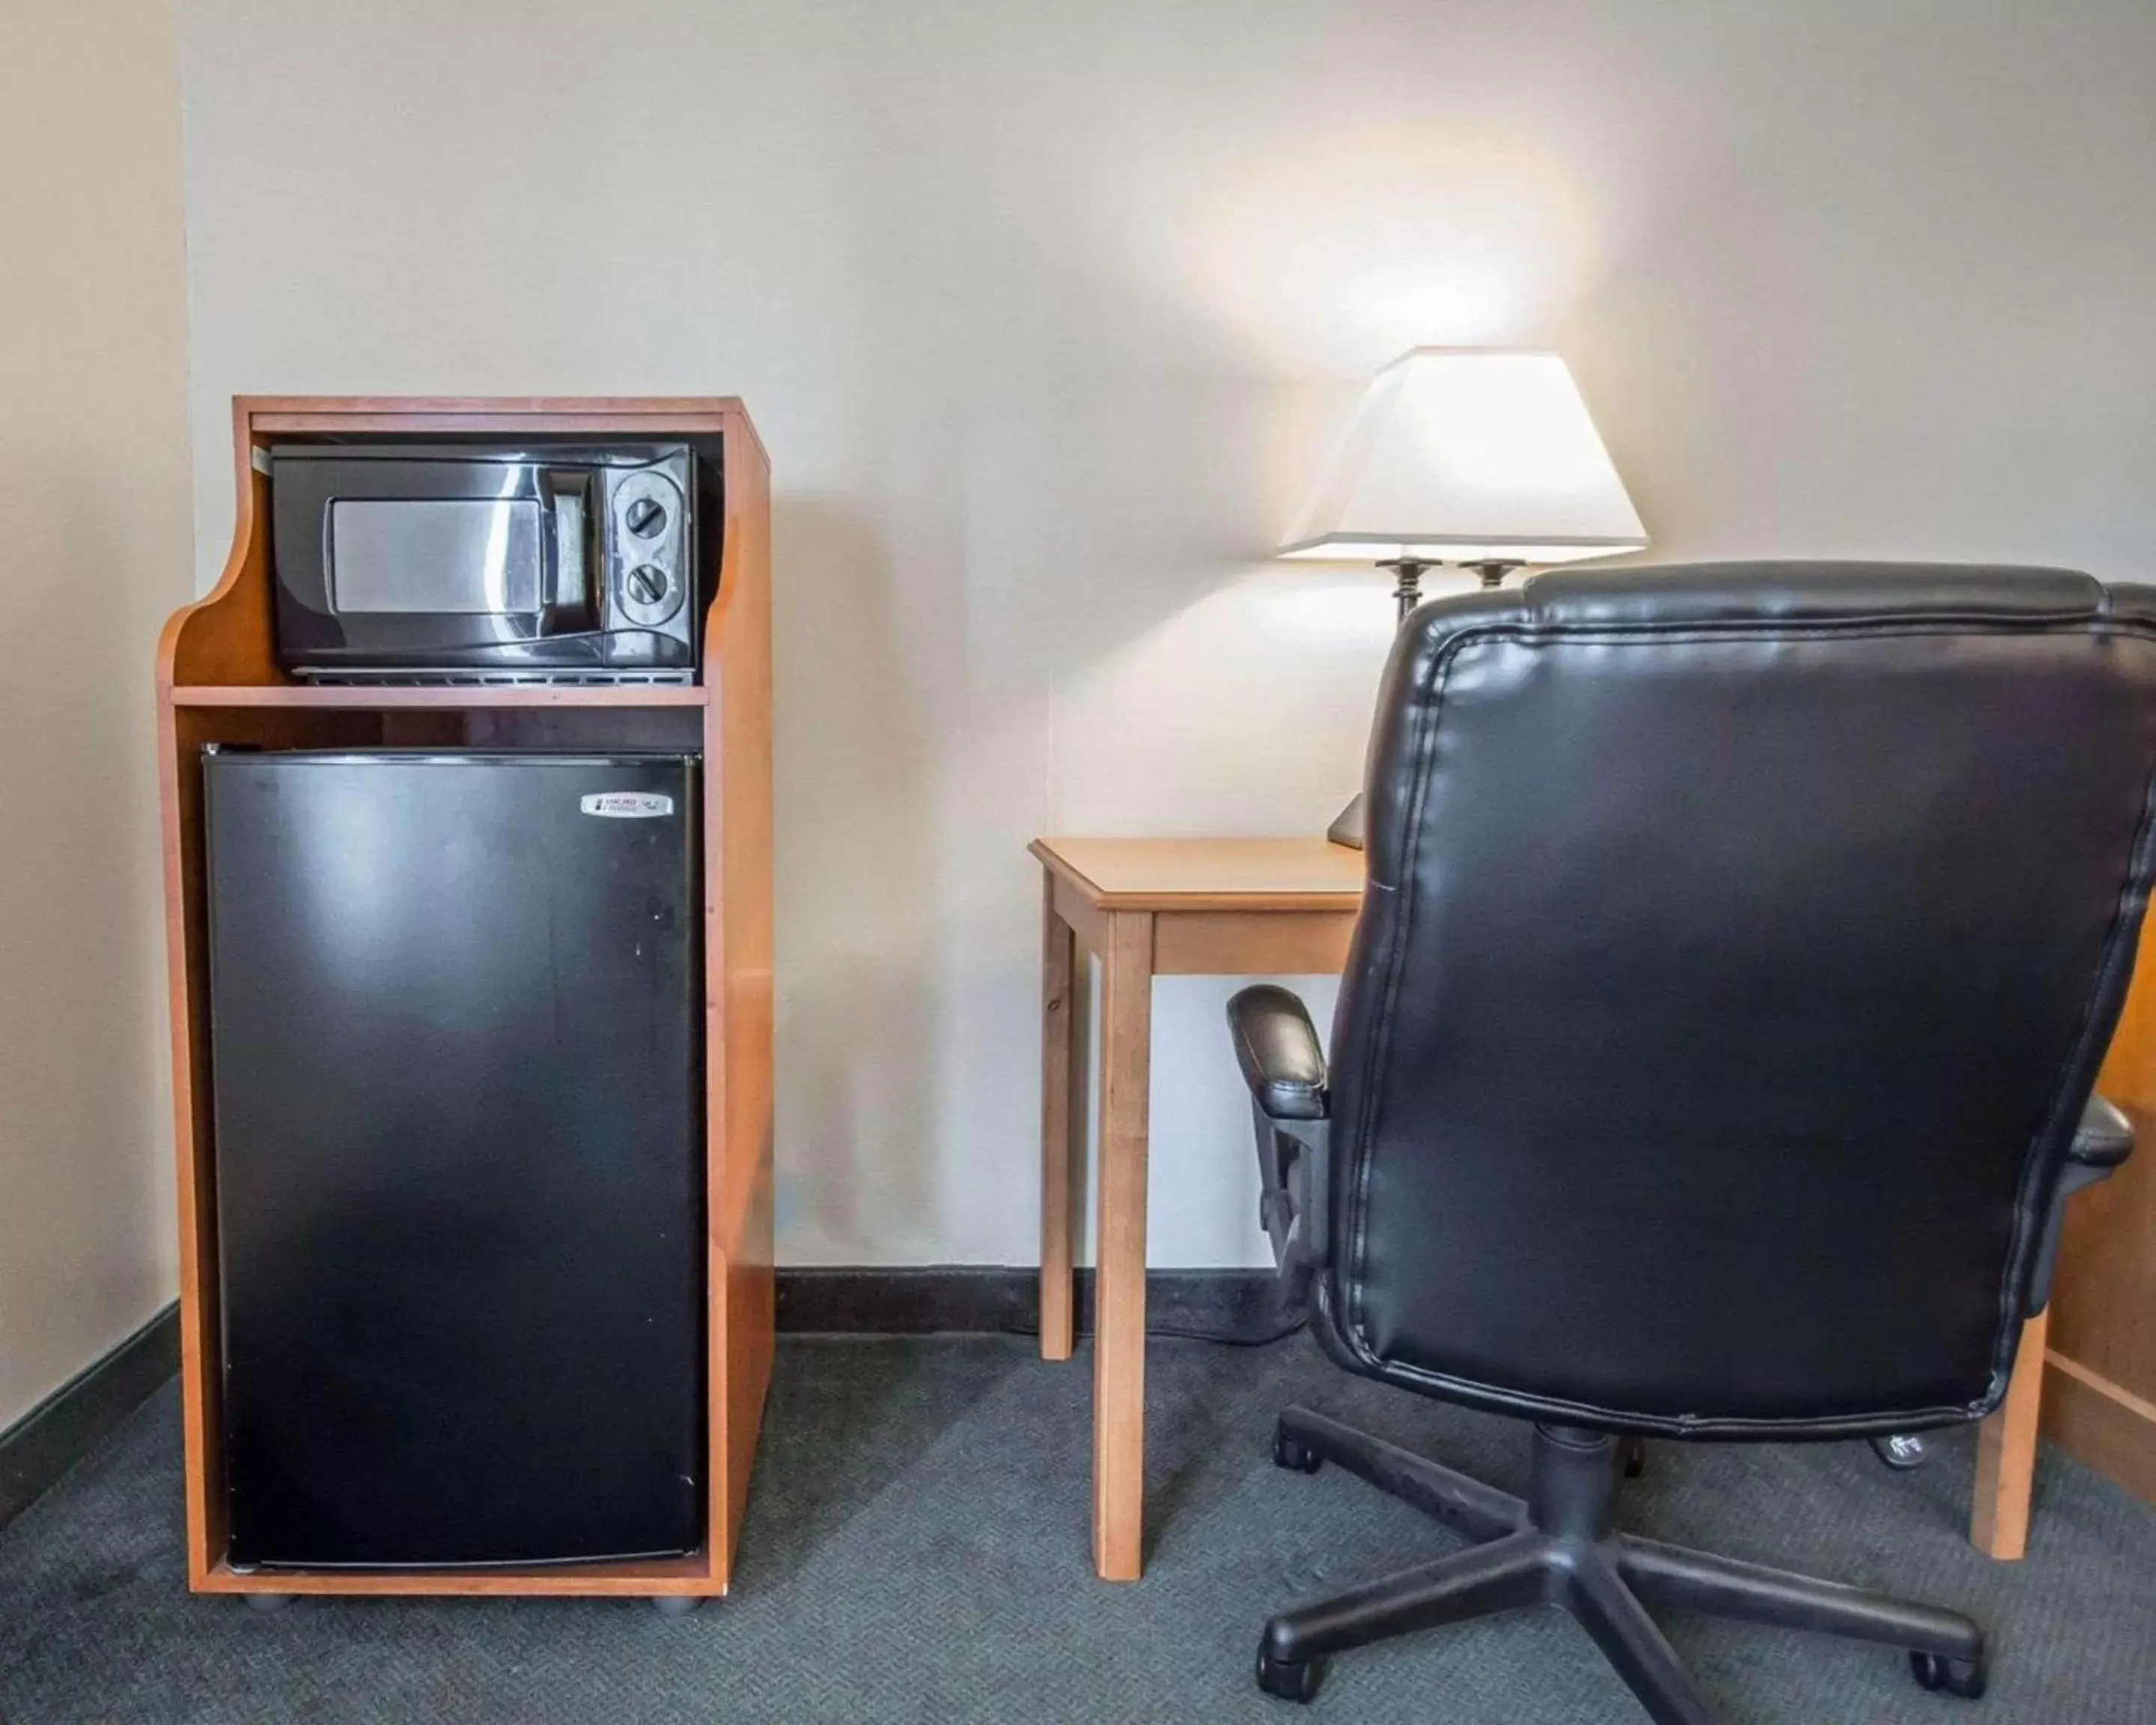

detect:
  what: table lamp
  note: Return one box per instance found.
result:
[1278,347,1647,847]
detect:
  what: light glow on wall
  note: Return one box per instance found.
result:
[1178,122,1604,374]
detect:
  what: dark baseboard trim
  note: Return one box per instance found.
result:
[775,1267,1298,1343]
[1,1303,180,1531]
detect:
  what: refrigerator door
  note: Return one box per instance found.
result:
[204,751,704,1569]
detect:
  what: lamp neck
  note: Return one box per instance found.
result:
[1380,558,1525,625]
[1381,559,1427,627]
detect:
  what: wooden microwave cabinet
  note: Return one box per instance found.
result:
[154,398,773,1601]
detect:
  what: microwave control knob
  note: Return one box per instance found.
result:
[624,497,668,538]
[627,565,672,607]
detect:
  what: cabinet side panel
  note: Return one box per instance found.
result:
[706,411,774,1579]
[161,703,224,1583]
[161,402,281,688]
[713,411,773,1234]
[720,1162,776,1583]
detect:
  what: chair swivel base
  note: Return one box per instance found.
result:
[1259,1408,1986,1724]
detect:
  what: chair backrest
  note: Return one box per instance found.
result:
[1321,565,2156,1438]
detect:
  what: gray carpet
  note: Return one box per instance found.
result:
[2,1336,2152,1724]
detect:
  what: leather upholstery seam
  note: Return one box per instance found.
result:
[1501,608,2146,640]
[1416,615,2156,650]
[1342,624,1482,1348]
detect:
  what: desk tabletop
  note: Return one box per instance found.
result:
[1029,836,1365,911]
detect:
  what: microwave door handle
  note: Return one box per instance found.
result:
[544,471,593,632]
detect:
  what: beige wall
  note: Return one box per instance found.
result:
[0,0,192,1426]
[175,1,2156,1268]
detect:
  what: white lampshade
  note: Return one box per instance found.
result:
[1277,347,1646,565]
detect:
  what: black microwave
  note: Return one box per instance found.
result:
[269,442,716,682]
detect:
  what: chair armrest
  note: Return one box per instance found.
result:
[2028,1093,2134,1314]
[1228,985,1331,1283]
[1228,984,1329,1121]
[2068,1093,2134,1172]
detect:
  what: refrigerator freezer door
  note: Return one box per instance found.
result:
[204,752,703,1569]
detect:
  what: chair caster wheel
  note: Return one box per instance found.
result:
[1872,1432,1929,1471]
[243,1592,293,1613]
[1273,1428,1322,1473]
[649,1595,702,1616]
[1255,1641,1325,1703]
[1910,1648,1988,1700]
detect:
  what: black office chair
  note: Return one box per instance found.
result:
[1230,565,2149,1721]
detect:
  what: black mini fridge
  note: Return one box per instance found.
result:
[203,749,704,1569]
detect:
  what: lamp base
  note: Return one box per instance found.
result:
[1327,793,1365,851]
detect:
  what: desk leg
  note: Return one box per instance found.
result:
[1039,872,1079,1362]
[1972,1309,2049,1560]
[1093,910,1154,1581]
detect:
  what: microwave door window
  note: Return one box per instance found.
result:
[329,498,543,618]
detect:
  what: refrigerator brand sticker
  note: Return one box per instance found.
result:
[580,792,674,819]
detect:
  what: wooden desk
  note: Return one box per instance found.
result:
[1031,837,1362,1580]
[1032,834,2062,1581]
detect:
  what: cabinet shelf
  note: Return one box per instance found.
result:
[169,683,707,710]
